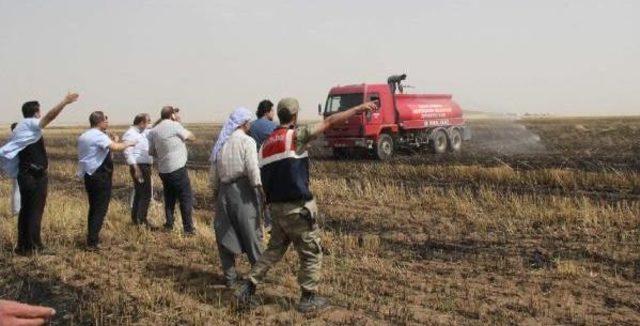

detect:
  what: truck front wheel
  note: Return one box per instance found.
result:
[432,130,448,154]
[376,134,394,160]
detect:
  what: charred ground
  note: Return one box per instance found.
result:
[0,116,639,325]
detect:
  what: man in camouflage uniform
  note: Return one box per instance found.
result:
[235,97,375,313]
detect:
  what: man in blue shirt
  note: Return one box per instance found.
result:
[249,100,278,151]
[78,111,135,250]
[248,100,278,230]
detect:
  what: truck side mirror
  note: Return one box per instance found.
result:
[318,103,322,116]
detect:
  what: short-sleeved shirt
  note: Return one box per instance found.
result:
[148,120,191,174]
[122,127,153,165]
[77,128,113,176]
[249,118,278,150]
[16,119,48,173]
[0,118,44,178]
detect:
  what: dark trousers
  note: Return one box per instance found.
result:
[16,172,48,251]
[84,168,113,246]
[130,164,152,225]
[159,167,194,232]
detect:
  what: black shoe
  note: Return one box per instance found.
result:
[14,246,34,256]
[234,280,256,307]
[297,292,329,313]
[86,244,101,252]
[162,224,174,232]
[184,230,196,237]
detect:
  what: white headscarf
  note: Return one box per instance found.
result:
[210,107,255,163]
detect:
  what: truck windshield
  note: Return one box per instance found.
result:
[325,93,363,114]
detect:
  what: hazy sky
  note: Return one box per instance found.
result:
[0,0,638,124]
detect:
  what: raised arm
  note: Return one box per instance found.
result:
[39,92,79,129]
[310,101,376,139]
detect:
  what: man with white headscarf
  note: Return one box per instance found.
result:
[210,107,265,288]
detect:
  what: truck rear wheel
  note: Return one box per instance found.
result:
[432,130,448,154]
[376,134,394,160]
[448,129,462,152]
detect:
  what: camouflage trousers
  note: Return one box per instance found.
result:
[249,199,322,293]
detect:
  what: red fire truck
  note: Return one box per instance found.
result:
[319,74,471,160]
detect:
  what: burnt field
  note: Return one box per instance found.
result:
[1,116,639,325]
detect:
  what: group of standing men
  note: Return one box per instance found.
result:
[75,103,198,250]
[0,93,375,314]
[0,94,197,252]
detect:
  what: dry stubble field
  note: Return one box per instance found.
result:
[0,116,639,325]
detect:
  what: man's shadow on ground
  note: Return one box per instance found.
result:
[146,261,292,311]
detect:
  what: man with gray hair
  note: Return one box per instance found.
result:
[147,106,196,235]
[122,113,154,227]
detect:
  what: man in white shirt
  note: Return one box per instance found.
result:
[78,111,135,250]
[148,106,196,235]
[122,113,154,227]
[0,92,79,255]
[210,107,265,288]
